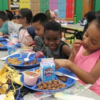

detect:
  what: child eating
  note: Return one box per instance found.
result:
[32,13,49,56]
[54,17,100,95]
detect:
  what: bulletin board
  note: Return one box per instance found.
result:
[31,0,75,19]
[9,0,75,20]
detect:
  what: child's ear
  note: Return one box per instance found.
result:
[23,17,27,22]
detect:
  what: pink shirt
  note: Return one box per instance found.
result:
[74,46,100,95]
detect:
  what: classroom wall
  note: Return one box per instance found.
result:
[0,0,8,11]
[75,0,83,23]
[75,0,100,23]
[93,0,100,11]
[1,0,100,23]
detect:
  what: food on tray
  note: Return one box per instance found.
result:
[36,69,40,73]
[8,57,22,65]
[57,76,67,82]
[24,59,39,65]
[0,43,3,47]
[25,71,38,76]
[24,46,33,51]
[24,71,39,86]
[37,80,66,90]
[35,51,44,58]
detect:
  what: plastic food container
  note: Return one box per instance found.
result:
[24,71,39,86]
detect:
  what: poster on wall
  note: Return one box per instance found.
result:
[10,3,19,10]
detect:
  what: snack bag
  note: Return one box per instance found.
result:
[40,58,55,82]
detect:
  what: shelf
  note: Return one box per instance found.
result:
[11,10,18,11]
[10,2,19,3]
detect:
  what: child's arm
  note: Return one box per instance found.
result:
[54,59,100,84]
[69,40,83,62]
[0,26,8,36]
[0,32,3,36]
[62,45,71,58]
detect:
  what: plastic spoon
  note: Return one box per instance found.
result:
[6,39,10,41]
[55,71,79,80]
[24,52,32,62]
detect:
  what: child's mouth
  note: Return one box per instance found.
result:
[49,46,56,50]
[83,44,88,49]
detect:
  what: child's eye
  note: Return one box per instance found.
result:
[91,41,96,45]
[46,37,50,40]
[54,38,59,41]
[85,34,88,37]
[37,29,40,31]
[92,42,96,45]
[36,28,40,31]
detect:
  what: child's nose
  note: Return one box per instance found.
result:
[84,38,90,45]
[35,30,38,34]
[49,41,54,45]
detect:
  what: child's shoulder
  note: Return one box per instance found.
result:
[27,26,36,35]
[34,36,41,40]
[60,41,70,47]
[19,26,23,31]
[34,36,43,44]
[27,25,34,30]
[60,41,71,58]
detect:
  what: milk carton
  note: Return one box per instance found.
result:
[40,58,55,82]
[7,42,16,55]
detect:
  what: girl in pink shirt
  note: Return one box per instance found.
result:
[54,17,100,95]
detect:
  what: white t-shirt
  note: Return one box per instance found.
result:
[8,21,19,34]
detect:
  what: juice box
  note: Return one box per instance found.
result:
[40,58,55,83]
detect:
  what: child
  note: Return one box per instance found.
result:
[79,13,87,25]
[83,11,96,34]
[16,8,36,46]
[5,10,18,34]
[0,11,18,36]
[45,10,55,21]
[5,10,14,21]
[44,21,71,59]
[54,17,100,95]
[32,13,49,56]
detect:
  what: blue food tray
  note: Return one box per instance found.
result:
[0,37,7,42]
[15,43,22,48]
[0,41,21,50]
[6,53,46,69]
[0,41,8,50]
[20,67,76,92]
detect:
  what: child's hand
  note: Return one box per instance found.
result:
[54,59,71,69]
[28,41,35,47]
[71,40,83,56]
[3,35,9,38]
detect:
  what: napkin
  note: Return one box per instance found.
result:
[0,94,6,100]
[54,93,95,100]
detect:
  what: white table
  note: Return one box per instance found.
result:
[0,50,100,100]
